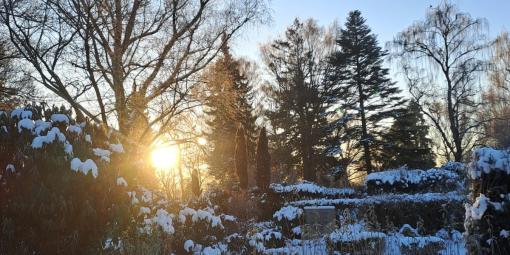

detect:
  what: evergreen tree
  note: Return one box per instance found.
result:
[262,19,337,181]
[255,127,271,190]
[327,10,406,173]
[204,42,257,183]
[235,125,248,189]
[378,100,435,169]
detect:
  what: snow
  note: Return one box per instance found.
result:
[5,164,15,173]
[85,134,92,143]
[270,181,355,196]
[103,238,122,251]
[184,240,194,252]
[10,108,23,118]
[21,110,32,119]
[67,124,82,135]
[500,229,509,238]
[116,177,128,187]
[153,209,174,234]
[139,206,151,215]
[18,119,34,133]
[273,206,303,221]
[465,194,489,220]
[31,127,67,148]
[365,167,459,186]
[109,143,124,153]
[329,223,386,242]
[93,148,111,162]
[290,191,465,207]
[469,147,510,179]
[178,207,224,229]
[34,121,52,135]
[70,158,98,178]
[50,114,69,124]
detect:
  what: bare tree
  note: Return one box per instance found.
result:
[389,2,489,162]
[0,0,268,144]
[480,31,510,148]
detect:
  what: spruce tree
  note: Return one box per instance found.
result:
[378,100,435,169]
[327,10,406,173]
[204,42,257,183]
[235,125,248,189]
[255,127,271,190]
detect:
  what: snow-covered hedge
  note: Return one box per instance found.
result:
[365,166,462,194]
[270,181,355,198]
[465,147,510,254]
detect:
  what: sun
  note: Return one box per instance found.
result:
[151,145,180,170]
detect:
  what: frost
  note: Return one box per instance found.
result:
[50,114,69,124]
[116,177,128,187]
[109,143,124,153]
[93,148,111,162]
[70,158,98,178]
[273,206,303,221]
[18,119,34,133]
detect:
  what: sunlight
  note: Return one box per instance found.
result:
[197,137,207,145]
[151,145,180,170]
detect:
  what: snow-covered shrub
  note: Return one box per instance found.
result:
[465,147,510,254]
[326,222,386,254]
[270,180,355,199]
[272,205,303,237]
[0,105,133,254]
[365,166,462,194]
[291,191,465,234]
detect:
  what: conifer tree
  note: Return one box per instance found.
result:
[327,10,406,173]
[262,19,337,181]
[204,42,257,182]
[255,127,271,190]
[378,100,435,169]
[235,125,248,189]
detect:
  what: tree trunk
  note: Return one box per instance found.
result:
[358,82,372,173]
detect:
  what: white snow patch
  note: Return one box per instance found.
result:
[67,124,82,135]
[93,148,111,162]
[50,114,69,124]
[184,240,194,252]
[273,206,303,221]
[5,164,15,173]
[70,158,98,178]
[109,143,124,153]
[31,127,67,149]
[116,177,127,187]
[270,181,354,196]
[18,119,34,133]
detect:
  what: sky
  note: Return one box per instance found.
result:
[232,0,509,63]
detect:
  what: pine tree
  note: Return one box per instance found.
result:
[378,100,435,169]
[235,125,248,189]
[262,19,337,181]
[327,10,406,173]
[204,42,257,183]
[255,127,271,190]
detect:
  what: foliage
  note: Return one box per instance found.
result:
[378,100,435,170]
[256,127,271,190]
[327,10,406,174]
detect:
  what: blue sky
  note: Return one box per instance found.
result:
[232,0,509,62]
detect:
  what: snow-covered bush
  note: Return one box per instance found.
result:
[0,105,132,254]
[365,166,462,194]
[465,147,510,254]
[270,181,355,199]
